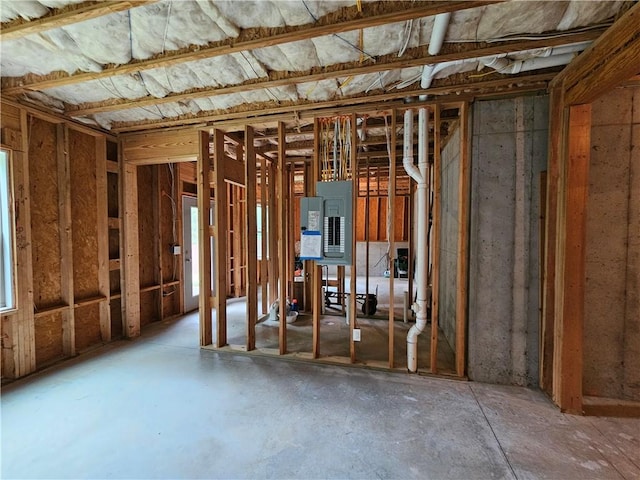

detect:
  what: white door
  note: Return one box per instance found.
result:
[182,196,215,312]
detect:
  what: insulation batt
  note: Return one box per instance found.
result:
[0,0,627,129]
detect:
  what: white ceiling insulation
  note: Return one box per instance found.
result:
[0,0,629,131]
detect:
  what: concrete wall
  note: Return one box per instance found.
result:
[584,86,640,401]
[439,127,461,348]
[468,96,548,386]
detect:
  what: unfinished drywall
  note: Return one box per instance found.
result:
[468,95,548,386]
[439,125,461,348]
[584,85,640,402]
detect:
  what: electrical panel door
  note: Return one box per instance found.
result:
[317,181,353,265]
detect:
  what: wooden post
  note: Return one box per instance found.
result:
[540,87,565,391]
[455,102,470,378]
[122,160,140,338]
[56,124,75,355]
[197,130,213,346]
[245,126,258,351]
[95,136,110,342]
[277,122,287,354]
[388,109,397,368]
[553,104,591,414]
[350,113,358,363]
[9,110,36,377]
[212,129,227,347]
[312,118,321,358]
[260,155,268,315]
[303,160,313,313]
[268,161,278,305]
[430,106,441,374]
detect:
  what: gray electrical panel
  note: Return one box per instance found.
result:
[318,181,353,265]
[300,180,353,266]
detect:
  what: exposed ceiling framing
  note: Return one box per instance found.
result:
[0,0,634,140]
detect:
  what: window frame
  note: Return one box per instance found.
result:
[0,147,17,313]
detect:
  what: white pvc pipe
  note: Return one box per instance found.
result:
[428,13,451,55]
[405,107,429,373]
[402,110,421,183]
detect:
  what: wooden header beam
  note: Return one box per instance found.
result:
[0,1,157,41]
[551,2,640,106]
[2,0,496,94]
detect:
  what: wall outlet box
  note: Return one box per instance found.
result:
[353,328,361,342]
[170,245,181,255]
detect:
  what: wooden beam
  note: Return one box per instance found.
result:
[212,129,227,347]
[552,2,640,106]
[260,155,268,315]
[268,161,278,306]
[122,161,140,337]
[430,106,441,374]
[553,104,591,414]
[67,29,603,117]
[122,129,199,165]
[388,109,397,369]
[95,136,111,342]
[245,126,258,351]
[277,122,288,355]
[540,87,565,392]
[8,110,36,378]
[111,72,556,133]
[2,0,497,93]
[312,118,321,358]
[455,102,470,378]
[350,113,358,364]
[57,124,75,356]
[195,136,212,347]
[0,1,157,41]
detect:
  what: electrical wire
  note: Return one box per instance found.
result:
[301,0,376,62]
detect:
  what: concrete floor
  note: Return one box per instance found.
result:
[225,277,456,372]
[2,313,639,479]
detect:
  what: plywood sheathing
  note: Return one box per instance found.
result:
[69,129,100,299]
[34,311,63,367]
[29,117,63,309]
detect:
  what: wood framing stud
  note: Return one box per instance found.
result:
[57,124,75,356]
[277,122,288,355]
[212,129,228,347]
[554,104,591,414]
[245,126,258,351]
[122,161,141,337]
[455,102,470,378]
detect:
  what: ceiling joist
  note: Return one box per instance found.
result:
[0,1,158,41]
[1,0,498,94]
[65,28,603,117]
[110,70,556,133]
